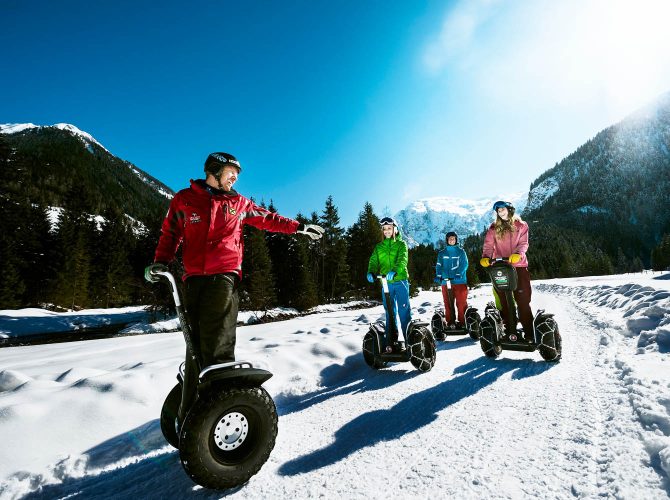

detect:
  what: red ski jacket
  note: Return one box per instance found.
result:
[154,179,300,280]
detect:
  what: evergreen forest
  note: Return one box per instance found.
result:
[1,123,669,312]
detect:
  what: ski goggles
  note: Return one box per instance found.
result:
[379,217,396,227]
[492,200,512,211]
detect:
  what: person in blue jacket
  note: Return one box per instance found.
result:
[435,231,469,326]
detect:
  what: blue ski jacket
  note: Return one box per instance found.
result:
[435,245,468,285]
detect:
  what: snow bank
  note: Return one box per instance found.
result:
[0,307,151,339]
[535,273,670,484]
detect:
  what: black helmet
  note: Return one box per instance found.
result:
[445,231,458,244]
[379,216,397,227]
[379,216,398,236]
[492,200,515,217]
[204,152,242,175]
[492,200,513,211]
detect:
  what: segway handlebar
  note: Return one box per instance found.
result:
[147,268,201,372]
[375,275,390,294]
[481,256,512,268]
[488,257,510,263]
[150,269,182,307]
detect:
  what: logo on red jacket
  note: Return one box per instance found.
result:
[189,212,201,224]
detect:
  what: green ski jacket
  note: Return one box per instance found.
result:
[367,235,409,283]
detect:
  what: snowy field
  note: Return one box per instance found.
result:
[1,272,669,499]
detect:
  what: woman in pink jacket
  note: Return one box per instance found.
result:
[480,200,534,341]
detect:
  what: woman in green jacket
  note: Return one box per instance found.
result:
[367,217,412,353]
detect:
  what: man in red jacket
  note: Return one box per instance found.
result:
[145,152,323,422]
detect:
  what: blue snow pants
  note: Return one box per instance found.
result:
[382,279,412,345]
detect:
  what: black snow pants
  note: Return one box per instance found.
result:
[178,273,239,423]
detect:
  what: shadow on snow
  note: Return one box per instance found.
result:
[20,421,229,500]
[275,351,422,418]
[279,356,555,476]
[275,335,478,418]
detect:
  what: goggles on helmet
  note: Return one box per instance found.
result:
[492,200,513,211]
[379,217,396,227]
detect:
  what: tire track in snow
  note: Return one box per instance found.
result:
[240,289,669,499]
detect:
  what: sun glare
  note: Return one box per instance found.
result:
[591,0,670,110]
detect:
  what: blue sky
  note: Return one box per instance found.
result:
[3,0,670,225]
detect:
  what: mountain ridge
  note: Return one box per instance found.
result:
[395,192,528,247]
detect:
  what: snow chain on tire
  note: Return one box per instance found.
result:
[407,326,436,372]
[465,309,482,340]
[362,329,386,369]
[536,316,562,362]
[480,312,502,359]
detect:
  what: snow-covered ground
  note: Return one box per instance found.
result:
[1,272,669,499]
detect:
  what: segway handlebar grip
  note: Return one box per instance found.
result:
[376,275,389,294]
[491,257,510,263]
[152,270,182,308]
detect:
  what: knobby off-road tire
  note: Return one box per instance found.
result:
[480,316,502,359]
[160,383,182,449]
[363,330,386,369]
[408,326,436,372]
[466,309,482,340]
[537,317,562,362]
[179,386,278,490]
[431,313,446,341]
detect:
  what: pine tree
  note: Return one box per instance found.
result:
[265,200,293,307]
[408,244,438,291]
[95,207,135,307]
[319,196,350,301]
[0,197,27,308]
[0,199,26,308]
[346,202,381,296]
[651,234,670,271]
[630,256,644,273]
[48,198,97,310]
[285,214,319,310]
[615,247,629,274]
[330,238,351,301]
[245,226,277,312]
[240,200,277,313]
[462,233,485,285]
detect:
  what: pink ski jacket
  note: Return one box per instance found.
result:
[481,219,529,268]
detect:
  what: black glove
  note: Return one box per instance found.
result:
[144,262,168,283]
[296,223,325,240]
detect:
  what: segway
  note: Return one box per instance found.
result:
[147,268,278,490]
[431,278,481,341]
[362,275,436,372]
[479,258,561,362]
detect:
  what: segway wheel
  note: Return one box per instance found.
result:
[431,313,446,341]
[179,386,278,490]
[466,309,482,340]
[408,326,436,372]
[160,383,182,448]
[479,316,502,359]
[362,331,386,369]
[537,317,562,362]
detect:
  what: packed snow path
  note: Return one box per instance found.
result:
[1,275,669,499]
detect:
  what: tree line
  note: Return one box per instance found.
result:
[2,192,669,312]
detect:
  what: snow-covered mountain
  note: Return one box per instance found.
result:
[0,122,110,154]
[523,92,670,245]
[395,193,528,247]
[0,122,173,200]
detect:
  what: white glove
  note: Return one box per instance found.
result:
[297,223,325,240]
